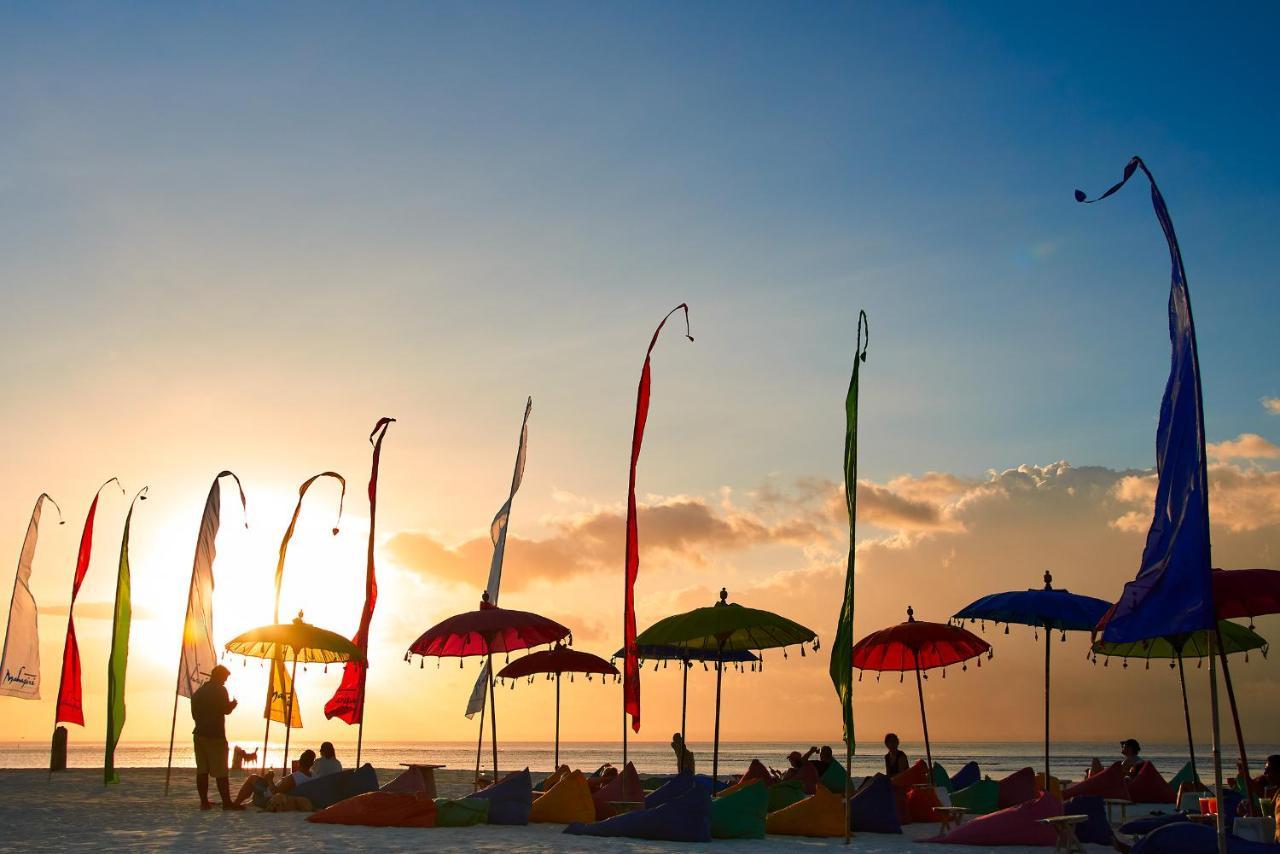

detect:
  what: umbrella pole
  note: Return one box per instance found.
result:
[1208,627,1227,854]
[681,660,688,744]
[1176,653,1199,784]
[1044,625,1051,783]
[281,655,298,776]
[712,655,723,786]
[555,672,561,770]
[261,659,274,773]
[355,663,367,768]
[163,666,181,795]
[914,659,932,772]
[474,703,485,790]
[488,653,498,783]
[1213,624,1252,813]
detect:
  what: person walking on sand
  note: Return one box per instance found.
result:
[190,664,242,811]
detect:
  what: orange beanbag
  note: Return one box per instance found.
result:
[530,769,596,824]
[716,778,756,798]
[1034,773,1062,801]
[1062,761,1130,801]
[307,791,437,827]
[593,762,645,820]
[1127,762,1176,804]
[907,784,945,822]
[537,765,571,792]
[764,785,846,837]
[892,759,931,789]
[739,759,773,787]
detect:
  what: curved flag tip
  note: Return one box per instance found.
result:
[856,310,870,363]
[1074,156,1145,204]
[39,494,66,525]
[97,477,126,500]
[370,417,397,446]
[215,471,250,529]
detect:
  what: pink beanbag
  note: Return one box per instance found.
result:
[907,784,945,822]
[892,759,931,789]
[997,766,1038,808]
[1062,761,1130,801]
[927,792,1062,846]
[593,762,645,820]
[1126,762,1176,804]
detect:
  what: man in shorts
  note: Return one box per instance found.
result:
[191,664,241,810]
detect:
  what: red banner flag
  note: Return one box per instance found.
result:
[325,417,395,725]
[623,305,693,733]
[55,478,123,726]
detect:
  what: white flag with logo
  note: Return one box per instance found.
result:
[0,494,61,699]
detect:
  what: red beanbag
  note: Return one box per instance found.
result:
[1062,761,1130,801]
[307,791,437,827]
[997,766,1038,808]
[739,759,773,787]
[792,762,820,795]
[891,759,931,789]
[593,762,645,820]
[1127,762,1177,804]
[927,793,1062,846]
[907,784,945,822]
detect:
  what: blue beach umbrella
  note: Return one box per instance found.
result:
[953,570,1111,781]
[612,644,758,744]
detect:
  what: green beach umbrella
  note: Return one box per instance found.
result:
[1091,620,1267,785]
[635,588,818,784]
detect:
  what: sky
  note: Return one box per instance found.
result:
[1,3,1278,759]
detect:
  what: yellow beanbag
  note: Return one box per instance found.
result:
[716,778,761,799]
[529,769,595,824]
[538,765,571,792]
[764,785,846,837]
[1034,773,1062,801]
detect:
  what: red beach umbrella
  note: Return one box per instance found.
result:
[1212,568,1280,624]
[852,606,992,770]
[496,646,618,768]
[407,593,570,783]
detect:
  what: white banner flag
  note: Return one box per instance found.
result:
[0,494,62,700]
[466,397,532,718]
[177,472,246,699]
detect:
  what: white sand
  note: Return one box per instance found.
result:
[0,768,1121,852]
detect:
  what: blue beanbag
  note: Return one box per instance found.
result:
[292,763,379,809]
[1121,811,1190,837]
[849,773,902,834]
[645,773,696,809]
[694,773,729,794]
[472,767,532,825]
[1063,796,1112,846]
[565,784,712,842]
[950,761,980,792]
[1132,822,1277,854]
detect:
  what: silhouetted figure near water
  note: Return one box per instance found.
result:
[191,664,241,810]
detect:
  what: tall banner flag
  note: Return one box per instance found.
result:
[326,417,396,762]
[465,399,532,720]
[623,305,693,743]
[1078,158,1214,645]
[262,473,345,755]
[829,312,868,763]
[105,487,147,784]
[54,478,124,727]
[0,494,64,699]
[164,471,247,794]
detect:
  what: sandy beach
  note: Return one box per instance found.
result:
[0,767,1124,853]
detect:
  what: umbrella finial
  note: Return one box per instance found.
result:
[1043,570,1053,589]
[906,605,915,622]
[295,610,304,623]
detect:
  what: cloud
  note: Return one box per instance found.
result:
[1263,397,1280,415]
[1112,463,1280,533]
[1207,433,1280,461]
[39,601,154,620]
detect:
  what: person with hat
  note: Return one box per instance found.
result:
[190,664,241,810]
[1120,738,1144,778]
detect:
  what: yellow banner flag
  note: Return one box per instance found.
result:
[264,659,302,728]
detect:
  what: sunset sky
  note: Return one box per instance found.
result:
[2,4,1278,755]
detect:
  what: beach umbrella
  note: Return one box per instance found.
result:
[224,612,363,774]
[1091,620,1266,786]
[953,570,1110,781]
[635,588,817,783]
[407,592,569,783]
[612,644,758,747]
[852,606,991,771]
[497,645,617,768]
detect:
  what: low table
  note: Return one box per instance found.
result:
[934,806,967,833]
[1104,798,1131,823]
[1039,814,1088,854]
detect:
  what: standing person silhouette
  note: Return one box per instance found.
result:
[191,665,241,810]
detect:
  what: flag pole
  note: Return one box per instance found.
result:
[1208,629,1226,854]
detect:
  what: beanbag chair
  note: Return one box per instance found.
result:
[997,766,1037,808]
[592,761,644,820]
[434,797,489,826]
[535,765,570,792]
[950,761,981,791]
[819,759,848,794]
[1169,760,1199,792]
[950,778,1000,815]
[292,763,379,810]
[738,758,773,787]
[767,779,807,812]
[307,791,437,827]
[1034,772,1062,800]
[529,769,595,823]
[907,783,945,822]
[892,759,931,789]
[565,784,712,842]
[646,773,696,809]
[263,793,313,812]
[1120,811,1189,836]
[711,779,767,839]
[765,785,846,837]
[792,761,820,795]
[381,766,434,795]
[693,773,729,794]
[473,768,533,825]
[926,792,1061,846]
[1128,761,1177,804]
[1062,795,1112,846]
[1062,759,1130,801]
[932,762,951,790]
[1131,821,1277,854]
[849,774,902,834]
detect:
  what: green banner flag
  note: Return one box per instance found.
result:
[829,311,868,747]
[105,487,146,784]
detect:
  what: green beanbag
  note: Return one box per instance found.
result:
[951,778,1000,815]
[766,779,806,813]
[712,779,767,839]
[932,762,951,791]
[1168,760,1198,792]
[820,760,848,794]
[433,797,490,826]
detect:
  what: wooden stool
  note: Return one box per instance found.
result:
[934,806,967,834]
[1039,814,1087,854]
[1104,798,1130,823]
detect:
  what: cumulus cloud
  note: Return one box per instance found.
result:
[1263,397,1280,415]
[1112,463,1280,532]
[1207,433,1280,462]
